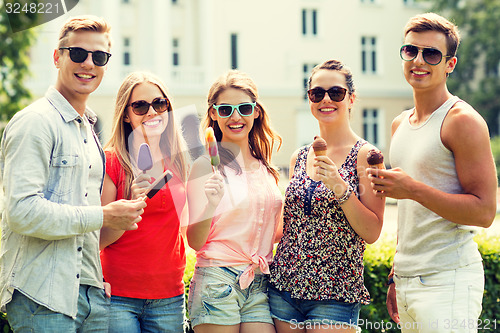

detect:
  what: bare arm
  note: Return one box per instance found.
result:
[186,158,224,251]
[99,174,124,249]
[314,144,385,244]
[100,173,150,249]
[370,105,497,227]
[273,151,299,243]
[341,144,385,244]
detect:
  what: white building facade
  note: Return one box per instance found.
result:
[26,0,425,169]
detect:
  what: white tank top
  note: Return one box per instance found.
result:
[390,96,482,277]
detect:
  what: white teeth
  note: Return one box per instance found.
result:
[144,120,160,126]
[320,108,335,112]
[77,74,93,79]
[413,71,427,75]
[229,124,243,129]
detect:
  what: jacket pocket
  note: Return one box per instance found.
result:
[47,154,79,198]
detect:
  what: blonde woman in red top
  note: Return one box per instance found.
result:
[100,71,190,333]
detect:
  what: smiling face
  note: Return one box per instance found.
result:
[54,30,109,107]
[403,30,457,91]
[309,69,354,124]
[124,82,169,138]
[210,88,259,145]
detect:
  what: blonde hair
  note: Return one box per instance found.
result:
[202,70,282,183]
[58,15,112,50]
[105,72,190,199]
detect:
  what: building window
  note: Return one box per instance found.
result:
[172,0,178,4]
[302,9,318,36]
[231,33,238,69]
[361,36,377,74]
[173,38,179,66]
[360,0,376,3]
[123,37,131,66]
[122,0,130,3]
[363,108,380,145]
[403,0,415,5]
[303,63,316,100]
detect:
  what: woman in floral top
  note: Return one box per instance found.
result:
[269,59,385,332]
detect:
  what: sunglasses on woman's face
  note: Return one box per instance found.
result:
[212,102,256,118]
[59,47,111,66]
[127,97,171,115]
[307,86,348,103]
[400,44,450,65]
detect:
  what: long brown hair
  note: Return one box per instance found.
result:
[105,71,189,199]
[202,70,282,183]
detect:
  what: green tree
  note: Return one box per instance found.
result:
[430,0,500,136]
[0,1,38,123]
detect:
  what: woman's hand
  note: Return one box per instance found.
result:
[314,156,348,197]
[204,173,225,207]
[130,173,152,200]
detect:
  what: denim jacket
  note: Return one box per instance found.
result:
[0,87,105,318]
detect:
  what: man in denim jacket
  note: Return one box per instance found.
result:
[0,16,147,332]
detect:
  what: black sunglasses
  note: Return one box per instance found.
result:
[307,86,348,103]
[59,47,112,66]
[400,44,450,66]
[127,97,171,115]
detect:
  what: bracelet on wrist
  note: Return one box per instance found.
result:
[336,185,352,205]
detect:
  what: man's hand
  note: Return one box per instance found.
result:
[102,199,147,231]
[367,167,417,200]
[387,283,400,324]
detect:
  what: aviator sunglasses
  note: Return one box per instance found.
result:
[127,97,171,115]
[212,102,256,118]
[59,47,112,66]
[307,86,348,103]
[400,44,450,65]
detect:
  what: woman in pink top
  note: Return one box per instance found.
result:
[187,70,283,332]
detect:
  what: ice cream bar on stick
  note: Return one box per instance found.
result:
[312,136,327,156]
[205,127,220,172]
[367,149,385,169]
[137,143,153,174]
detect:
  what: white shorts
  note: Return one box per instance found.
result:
[394,262,484,333]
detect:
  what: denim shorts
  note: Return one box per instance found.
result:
[268,284,360,330]
[108,293,185,333]
[187,266,273,328]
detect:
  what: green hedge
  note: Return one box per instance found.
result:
[359,232,500,333]
[2,233,499,333]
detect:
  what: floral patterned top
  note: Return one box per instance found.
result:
[269,140,370,304]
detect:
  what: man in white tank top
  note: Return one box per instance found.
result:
[368,13,497,333]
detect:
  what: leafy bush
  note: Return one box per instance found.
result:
[360,232,500,333]
[490,136,500,183]
[0,312,11,333]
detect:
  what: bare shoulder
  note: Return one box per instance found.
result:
[443,101,490,142]
[188,155,212,180]
[290,147,301,165]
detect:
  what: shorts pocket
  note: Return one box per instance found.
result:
[418,270,455,287]
[204,283,233,300]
